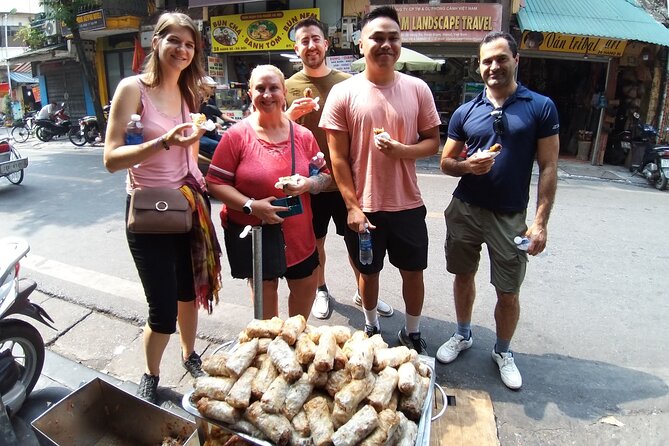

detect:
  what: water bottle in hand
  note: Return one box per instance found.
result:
[359,227,373,265]
[309,152,326,177]
[514,236,530,251]
[125,114,144,145]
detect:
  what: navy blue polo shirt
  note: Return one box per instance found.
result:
[447,84,559,212]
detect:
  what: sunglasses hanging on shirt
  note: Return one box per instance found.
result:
[491,109,504,136]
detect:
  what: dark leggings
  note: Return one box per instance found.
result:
[125,195,194,334]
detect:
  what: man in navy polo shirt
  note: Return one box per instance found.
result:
[437,31,559,390]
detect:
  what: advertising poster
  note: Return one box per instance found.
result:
[211,8,319,53]
[208,56,225,77]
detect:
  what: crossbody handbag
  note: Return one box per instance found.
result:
[127,105,194,234]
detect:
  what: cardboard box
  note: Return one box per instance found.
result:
[32,378,197,446]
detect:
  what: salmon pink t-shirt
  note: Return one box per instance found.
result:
[319,72,440,212]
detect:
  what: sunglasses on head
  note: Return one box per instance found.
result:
[491,109,504,135]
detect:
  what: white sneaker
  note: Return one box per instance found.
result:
[311,290,331,319]
[436,333,473,364]
[353,291,394,317]
[491,349,522,390]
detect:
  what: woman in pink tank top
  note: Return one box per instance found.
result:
[102,12,221,404]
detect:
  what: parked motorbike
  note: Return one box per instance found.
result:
[35,105,76,142]
[0,140,28,186]
[69,104,111,147]
[604,129,632,165]
[0,238,55,417]
[629,121,669,190]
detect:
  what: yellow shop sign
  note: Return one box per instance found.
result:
[520,31,627,57]
[211,8,319,53]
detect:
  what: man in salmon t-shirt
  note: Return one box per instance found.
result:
[319,5,440,354]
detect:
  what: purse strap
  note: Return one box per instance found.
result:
[289,121,295,175]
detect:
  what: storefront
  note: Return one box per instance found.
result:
[516,0,669,165]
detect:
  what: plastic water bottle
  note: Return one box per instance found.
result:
[359,228,373,265]
[309,152,326,177]
[514,236,530,251]
[125,114,144,145]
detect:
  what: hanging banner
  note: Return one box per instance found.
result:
[372,3,502,43]
[211,8,319,53]
[208,56,225,77]
[519,31,627,57]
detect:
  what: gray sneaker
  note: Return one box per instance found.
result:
[311,290,331,319]
[436,333,473,364]
[354,291,394,317]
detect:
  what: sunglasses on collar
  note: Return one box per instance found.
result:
[491,109,504,136]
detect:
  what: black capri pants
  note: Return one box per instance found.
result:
[125,195,195,334]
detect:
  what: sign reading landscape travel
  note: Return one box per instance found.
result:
[211,8,319,53]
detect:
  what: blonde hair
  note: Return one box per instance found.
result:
[248,65,286,90]
[142,12,204,111]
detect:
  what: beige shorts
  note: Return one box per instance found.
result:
[444,198,528,294]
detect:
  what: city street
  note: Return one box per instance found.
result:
[1,137,668,445]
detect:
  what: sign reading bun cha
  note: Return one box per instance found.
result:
[211,8,319,53]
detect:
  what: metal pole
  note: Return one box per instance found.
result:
[4,14,11,101]
[251,226,263,319]
[591,58,611,165]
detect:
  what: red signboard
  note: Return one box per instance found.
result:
[382,3,503,44]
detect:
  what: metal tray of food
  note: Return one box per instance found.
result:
[182,354,444,446]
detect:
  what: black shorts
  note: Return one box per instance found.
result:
[224,223,287,280]
[125,195,195,335]
[344,206,429,275]
[311,191,347,239]
[284,250,319,280]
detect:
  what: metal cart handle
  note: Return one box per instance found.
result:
[431,383,448,422]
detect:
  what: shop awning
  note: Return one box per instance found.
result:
[517,0,669,46]
[7,43,71,64]
[9,72,38,84]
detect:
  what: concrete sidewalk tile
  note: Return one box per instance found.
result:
[50,312,142,371]
[28,295,92,345]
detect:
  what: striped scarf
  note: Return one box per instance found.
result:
[181,185,222,314]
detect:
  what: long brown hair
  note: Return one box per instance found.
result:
[142,12,204,111]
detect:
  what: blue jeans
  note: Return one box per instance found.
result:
[199,135,221,159]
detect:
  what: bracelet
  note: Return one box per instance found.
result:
[160,136,170,150]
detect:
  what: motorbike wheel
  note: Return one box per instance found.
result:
[84,124,100,144]
[68,127,87,147]
[655,168,668,191]
[6,147,24,185]
[0,319,45,416]
[11,125,30,143]
[35,127,52,142]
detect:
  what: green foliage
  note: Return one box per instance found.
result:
[16,25,47,50]
[40,0,102,29]
[2,95,12,118]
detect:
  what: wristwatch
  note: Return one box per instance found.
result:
[242,198,254,215]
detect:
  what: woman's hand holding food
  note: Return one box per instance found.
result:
[164,122,206,148]
[282,174,311,196]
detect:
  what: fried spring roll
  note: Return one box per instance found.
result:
[244,401,293,446]
[307,362,328,388]
[398,375,430,421]
[388,390,399,412]
[245,316,284,339]
[334,373,375,413]
[291,409,311,437]
[325,368,351,397]
[267,337,303,382]
[295,332,317,365]
[374,346,412,370]
[193,376,236,400]
[397,362,417,395]
[359,408,400,446]
[329,325,352,345]
[393,411,418,446]
[258,337,272,354]
[202,352,231,377]
[280,314,307,345]
[304,395,335,446]
[314,330,337,372]
[229,419,267,440]
[261,375,289,414]
[196,397,241,424]
[283,373,314,420]
[416,361,431,378]
[226,338,259,378]
[367,366,399,412]
[368,334,388,350]
[331,404,378,446]
[347,338,375,379]
[342,330,368,359]
[332,402,355,429]
[334,345,348,371]
[226,366,257,409]
[251,353,279,399]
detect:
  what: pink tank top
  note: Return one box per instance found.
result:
[125,76,204,193]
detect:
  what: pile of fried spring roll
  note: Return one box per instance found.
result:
[191,315,432,446]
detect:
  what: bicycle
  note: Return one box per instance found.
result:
[11,112,37,143]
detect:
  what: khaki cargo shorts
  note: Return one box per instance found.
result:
[444,197,528,294]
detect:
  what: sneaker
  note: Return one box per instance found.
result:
[364,324,380,337]
[491,349,522,390]
[354,291,394,317]
[397,328,427,355]
[311,290,331,319]
[137,373,159,404]
[436,333,473,364]
[183,351,205,378]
